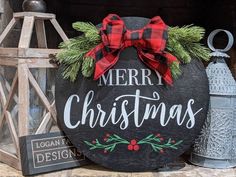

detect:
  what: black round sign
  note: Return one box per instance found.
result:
[55,17,209,172]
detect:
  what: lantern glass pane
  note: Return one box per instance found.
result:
[0,101,2,119]
[28,83,47,134]
[0,66,17,99]
[45,68,56,104]
[28,68,57,134]
[0,65,18,151]
[46,68,58,132]
[0,121,17,155]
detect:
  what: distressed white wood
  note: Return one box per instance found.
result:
[0,12,68,170]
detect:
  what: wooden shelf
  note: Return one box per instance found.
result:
[0,161,235,177]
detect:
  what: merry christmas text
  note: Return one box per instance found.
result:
[98,69,163,86]
[63,89,203,130]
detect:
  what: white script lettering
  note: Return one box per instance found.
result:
[63,90,202,130]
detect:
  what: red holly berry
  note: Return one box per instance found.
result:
[160,137,164,141]
[128,144,134,151]
[160,149,164,154]
[106,133,110,137]
[156,133,161,137]
[103,138,108,142]
[171,140,176,143]
[104,150,108,154]
[133,145,140,151]
[130,139,137,145]
[92,140,96,144]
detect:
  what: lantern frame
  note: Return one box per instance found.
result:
[0,12,68,170]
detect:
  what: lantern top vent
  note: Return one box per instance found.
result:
[206,29,236,95]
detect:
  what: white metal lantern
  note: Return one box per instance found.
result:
[190,29,236,168]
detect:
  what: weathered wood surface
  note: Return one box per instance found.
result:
[0,162,235,177]
[18,62,29,137]
[0,12,66,171]
[0,48,61,58]
[13,12,55,19]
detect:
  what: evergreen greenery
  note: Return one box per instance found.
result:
[56,22,210,82]
[56,22,100,81]
[167,25,210,63]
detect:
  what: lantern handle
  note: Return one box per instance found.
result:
[207,29,234,58]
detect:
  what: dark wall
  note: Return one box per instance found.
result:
[10,0,236,38]
[46,0,208,33]
[45,0,236,74]
[9,0,236,75]
[9,0,236,33]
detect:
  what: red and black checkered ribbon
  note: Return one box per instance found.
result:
[86,14,178,85]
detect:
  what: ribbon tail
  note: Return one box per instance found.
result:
[160,52,181,80]
[94,52,120,80]
[137,50,175,85]
[160,68,173,86]
[86,43,121,80]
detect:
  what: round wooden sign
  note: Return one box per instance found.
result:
[55,17,209,171]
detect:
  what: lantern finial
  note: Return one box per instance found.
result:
[22,0,46,13]
[207,29,234,58]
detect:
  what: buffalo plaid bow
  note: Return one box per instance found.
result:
[86,14,178,85]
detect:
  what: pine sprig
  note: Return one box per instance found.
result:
[82,57,95,77]
[62,60,82,82]
[137,134,183,152]
[168,25,205,43]
[166,38,191,63]
[59,36,99,50]
[170,61,181,79]
[167,25,210,62]
[185,43,210,61]
[84,134,130,153]
[56,49,86,64]
[72,22,100,42]
[84,133,183,153]
[56,22,100,81]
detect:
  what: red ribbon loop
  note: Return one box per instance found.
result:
[85,14,178,85]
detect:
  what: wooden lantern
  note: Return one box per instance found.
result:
[0,12,68,170]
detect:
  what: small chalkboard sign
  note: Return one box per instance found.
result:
[20,132,90,176]
[55,17,210,171]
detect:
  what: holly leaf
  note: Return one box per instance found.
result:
[84,141,94,147]
[113,134,122,139]
[174,140,183,146]
[106,137,115,143]
[110,144,116,152]
[153,137,161,143]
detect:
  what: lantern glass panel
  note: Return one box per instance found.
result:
[28,85,46,134]
[0,101,2,118]
[28,68,56,134]
[0,65,18,154]
[29,69,46,134]
[0,66,17,100]
[45,68,56,104]
[0,121,17,155]
[46,68,58,133]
